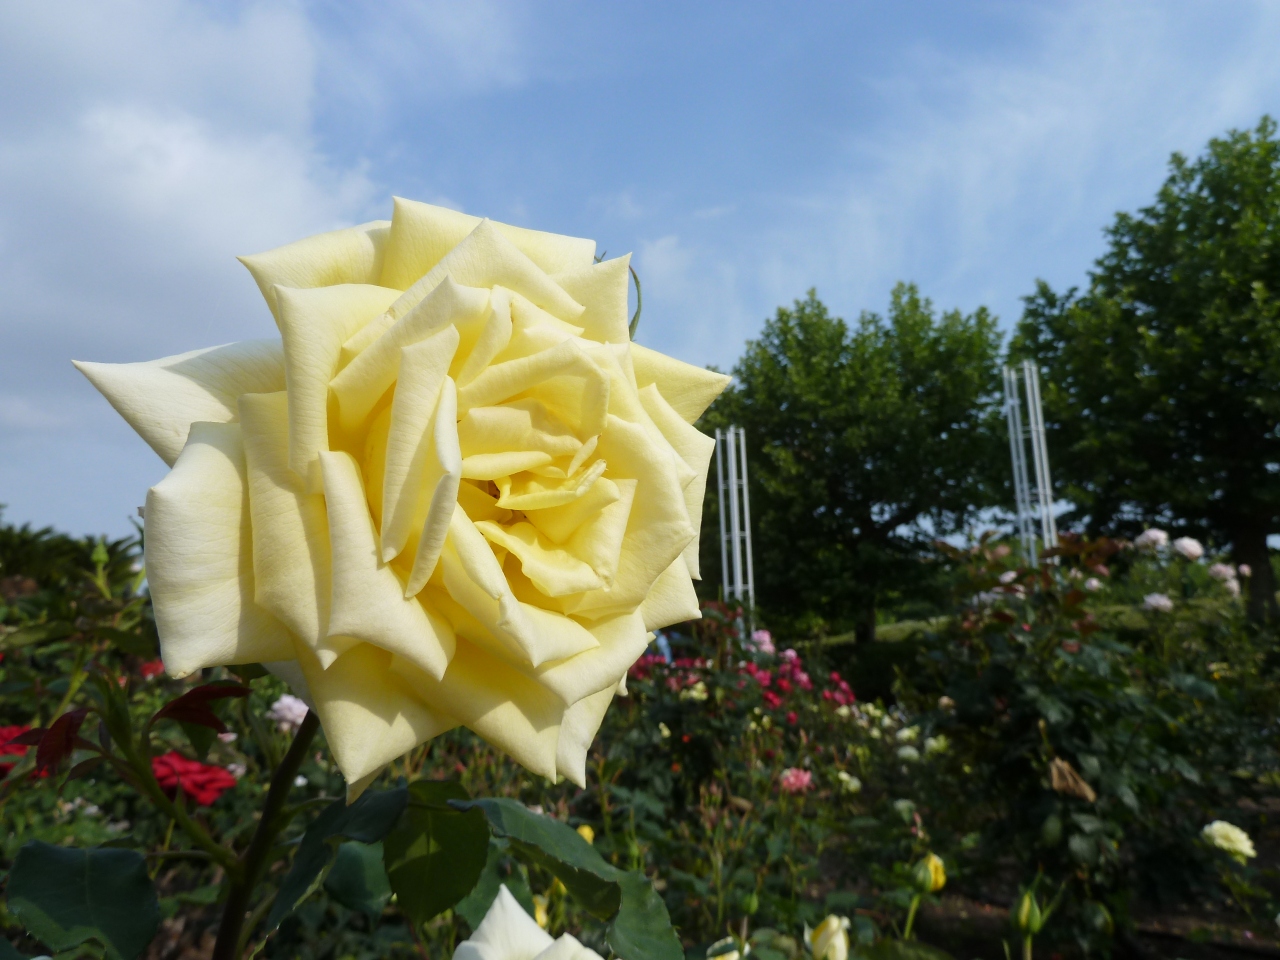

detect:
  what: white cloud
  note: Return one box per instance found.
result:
[0,1,377,536]
[634,1,1280,373]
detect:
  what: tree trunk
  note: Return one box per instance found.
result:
[1232,522,1277,625]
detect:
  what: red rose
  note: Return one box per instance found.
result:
[151,751,237,806]
[0,724,30,771]
[139,660,166,680]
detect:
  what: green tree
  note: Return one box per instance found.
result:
[702,285,1005,640]
[1013,117,1280,622]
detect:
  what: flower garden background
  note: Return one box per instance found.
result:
[2,120,1280,960]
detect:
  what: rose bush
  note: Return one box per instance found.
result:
[76,198,728,795]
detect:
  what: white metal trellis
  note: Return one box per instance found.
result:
[1003,361,1057,563]
[715,426,755,628]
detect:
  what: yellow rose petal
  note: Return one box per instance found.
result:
[378,328,460,563]
[552,255,632,345]
[381,197,595,291]
[239,391,357,668]
[557,685,616,786]
[74,340,285,466]
[320,450,456,681]
[639,383,717,579]
[392,638,563,782]
[239,220,391,326]
[296,641,456,784]
[145,422,293,677]
[276,283,401,490]
[631,342,732,424]
[330,275,487,432]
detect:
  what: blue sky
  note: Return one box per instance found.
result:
[3,1,1280,537]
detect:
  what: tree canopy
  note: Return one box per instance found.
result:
[1013,117,1280,621]
[701,285,1004,639]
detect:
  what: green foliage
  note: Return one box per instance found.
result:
[894,534,1277,950]
[461,797,683,960]
[268,788,408,929]
[7,841,160,959]
[382,780,487,927]
[1013,116,1280,621]
[702,285,1004,638]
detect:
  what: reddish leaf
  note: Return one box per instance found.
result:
[152,683,250,733]
[65,756,104,782]
[10,728,48,747]
[36,709,89,773]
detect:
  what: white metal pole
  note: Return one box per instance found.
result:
[715,428,729,600]
[1023,361,1057,551]
[1003,366,1036,563]
[726,426,744,604]
[738,427,755,632]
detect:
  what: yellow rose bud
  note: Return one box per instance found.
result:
[532,894,550,930]
[76,199,729,799]
[912,853,946,893]
[805,914,850,960]
[576,824,595,845]
[925,852,946,892]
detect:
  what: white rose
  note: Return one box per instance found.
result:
[1083,577,1102,592]
[1172,537,1204,561]
[805,915,850,960]
[77,199,728,795]
[1133,528,1168,551]
[1202,820,1256,865]
[1208,562,1235,581]
[1142,593,1174,613]
[455,886,603,960]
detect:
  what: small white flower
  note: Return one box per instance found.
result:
[266,694,309,733]
[897,745,920,762]
[895,726,920,743]
[293,774,308,788]
[1203,820,1256,864]
[1239,564,1252,578]
[227,763,247,779]
[217,731,238,743]
[999,570,1018,585]
[1083,577,1103,592]
[835,705,851,719]
[454,886,605,960]
[837,771,862,794]
[1134,528,1168,551]
[1208,562,1235,581]
[1143,593,1174,613]
[1172,537,1204,561]
[1224,578,1241,597]
[658,722,672,739]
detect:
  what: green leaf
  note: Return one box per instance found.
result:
[453,842,536,929]
[2,621,74,649]
[324,841,391,919]
[178,722,215,761]
[7,841,160,960]
[266,787,407,930]
[861,940,954,960]
[93,627,155,657]
[383,780,488,927]
[456,797,682,960]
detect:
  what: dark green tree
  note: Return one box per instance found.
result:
[1013,117,1280,622]
[701,285,1005,641]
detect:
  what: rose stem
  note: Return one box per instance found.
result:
[212,709,320,960]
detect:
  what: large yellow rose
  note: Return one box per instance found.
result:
[75,199,728,796]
